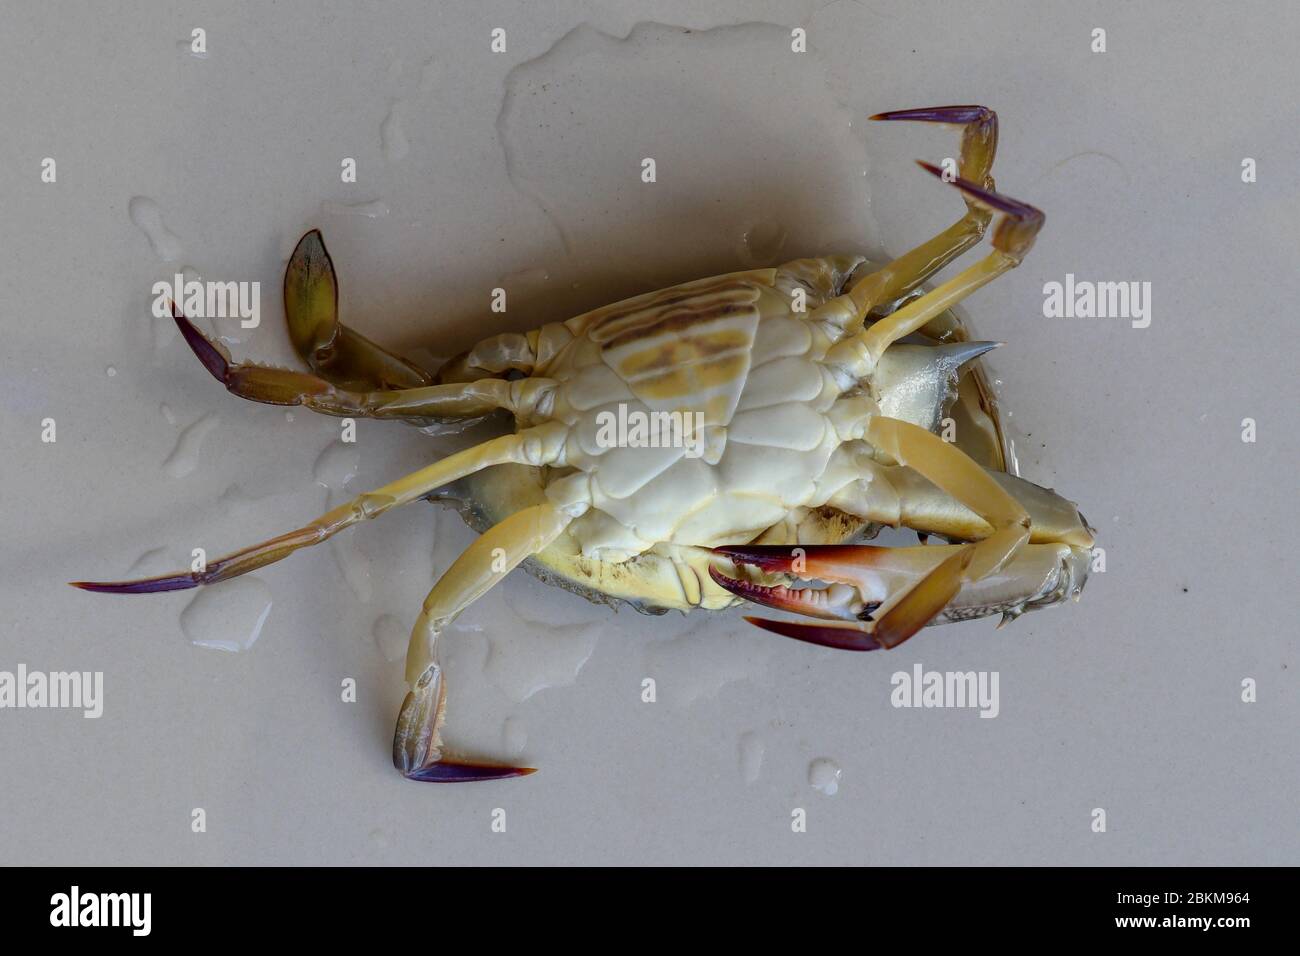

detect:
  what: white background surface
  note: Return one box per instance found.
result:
[1,0,1296,865]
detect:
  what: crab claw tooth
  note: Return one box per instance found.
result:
[869,105,992,125]
[712,544,804,574]
[744,616,883,652]
[708,565,862,620]
[714,544,895,590]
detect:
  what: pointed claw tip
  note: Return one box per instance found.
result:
[68,575,198,595]
[402,761,537,783]
[871,105,993,125]
[743,616,884,652]
[171,305,231,384]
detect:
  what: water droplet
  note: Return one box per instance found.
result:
[128,196,183,262]
[313,441,360,490]
[285,411,295,423]
[502,716,527,756]
[181,578,273,652]
[372,613,406,662]
[105,366,117,377]
[162,412,218,478]
[808,757,841,796]
[641,617,770,706]
[737,219,787,267]
[480,589,598,702]
[381,102,409,161]
[160,403,177,426]
[739,731,764,784]
[321,199,391,219]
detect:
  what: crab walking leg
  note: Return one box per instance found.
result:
[172,306,555,422]
[845,106,1000,317]
[394,503,577,782]
[70,423,569,594]
[830,170,1045,377]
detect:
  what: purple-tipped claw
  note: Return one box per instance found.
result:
[915,161,1042,221]
[70,575,200,594]
[172,303,232,383]
[405,761,537,783]
[743,616,883,652]
[870,105,992,125]
[394,680,534,783]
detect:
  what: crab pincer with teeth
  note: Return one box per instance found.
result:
[73,105,1094,782]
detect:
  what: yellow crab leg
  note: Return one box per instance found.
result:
[394,502,576,782]
[171,306,553,422]
[829,169,1044,379]
[70,422,569,594]
[846,105,1000,317]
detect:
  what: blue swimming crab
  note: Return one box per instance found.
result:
[76,106,1094,782]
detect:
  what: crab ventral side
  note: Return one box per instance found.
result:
[74,106,1095,782]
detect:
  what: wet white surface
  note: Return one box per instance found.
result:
[1,1,1296,864]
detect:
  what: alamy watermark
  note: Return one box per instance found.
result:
[1043,274,1151,329]
[0,665,102,718]
[594,403,706,458]
[151,273,260,328]
[890,662,999,718]
[50,886,150,936]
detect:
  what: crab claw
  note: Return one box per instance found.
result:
[710,544,891,650]
[712,542,969,651]
[392,668,535,783]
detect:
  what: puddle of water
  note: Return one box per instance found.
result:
[381,101,409,161]
[641,615,771,707]
[180,577,273,652]
[312,440,371,602]
[501,716,528,757]
[162,412,218,478]
[739,731,765,784]
[128,196,183,262]
[371,613,406,662]
[321,199,391,219]
[496,21,874,296]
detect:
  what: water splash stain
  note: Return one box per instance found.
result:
[808,756,842,795]
[128,196,183,262]
[181,577,273,652]
[162,412,218,478]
